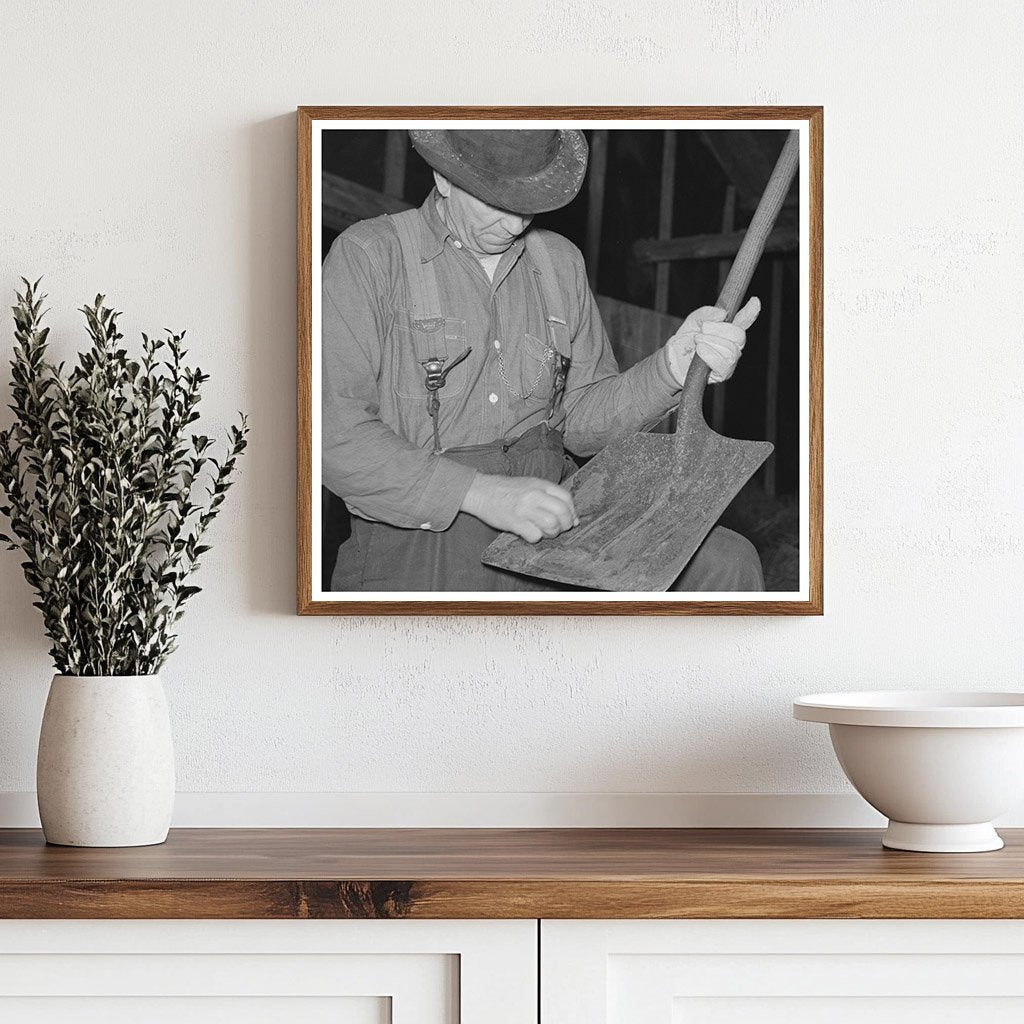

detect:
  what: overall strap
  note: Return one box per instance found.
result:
[388,209,469,454]
[524,230,570,355]
[524,230,573,422]
[389,209,444,331]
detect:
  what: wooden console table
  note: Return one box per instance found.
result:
[4,828,1024,1020]
[2,826,1023,919]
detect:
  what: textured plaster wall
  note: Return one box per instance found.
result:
[0,1,1021,813]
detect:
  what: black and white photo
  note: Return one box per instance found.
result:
[298,109,822,614]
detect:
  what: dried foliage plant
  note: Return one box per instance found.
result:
[0,280,248,676]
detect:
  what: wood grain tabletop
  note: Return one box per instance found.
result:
[1,828,1022,919]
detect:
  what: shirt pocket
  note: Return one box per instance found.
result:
[390,308,470,399]
[517,331,557,401]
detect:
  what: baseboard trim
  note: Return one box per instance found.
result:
[0,791,891,828]
[5,791,1022,829]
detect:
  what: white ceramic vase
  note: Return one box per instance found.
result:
[36,674,175,847]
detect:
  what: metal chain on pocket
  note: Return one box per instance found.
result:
[422,346,472,454]
[496,343,555,400]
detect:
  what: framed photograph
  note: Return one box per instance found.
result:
[298,106,822,615]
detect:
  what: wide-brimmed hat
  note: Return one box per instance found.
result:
[408,128,588,215]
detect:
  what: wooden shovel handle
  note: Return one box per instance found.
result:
[677,129,801,428]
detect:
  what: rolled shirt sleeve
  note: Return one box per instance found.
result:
[321,233,477,531]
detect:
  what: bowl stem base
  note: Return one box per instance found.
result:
[882,821,1004,853]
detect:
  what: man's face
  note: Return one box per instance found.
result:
[434,172,533,256]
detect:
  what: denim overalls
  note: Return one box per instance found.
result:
[331,210,573,592]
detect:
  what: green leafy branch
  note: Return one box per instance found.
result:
[0,279,249,675]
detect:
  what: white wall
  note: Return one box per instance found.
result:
[1,0,1021,826]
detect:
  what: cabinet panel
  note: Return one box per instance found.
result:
[543,920,1024,1023]
[0,919,536,1024]
[0,997,389,1024]
[670,998,1024,1024]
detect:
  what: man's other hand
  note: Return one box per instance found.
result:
[461,474,578,543]
[665,297,760,386]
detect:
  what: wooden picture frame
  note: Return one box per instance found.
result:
[298,106,822,615]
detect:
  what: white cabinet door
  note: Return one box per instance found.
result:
[0,919,536,1024]
[543,919,1024,1024]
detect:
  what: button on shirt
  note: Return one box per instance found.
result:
[321,191,682,532]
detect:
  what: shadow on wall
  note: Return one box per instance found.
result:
[0,571,52,677]
[0,278,49,669]
[549,700,795,796]
[1,114,304,642]
[244,114,300,617]
[654,707,790,795]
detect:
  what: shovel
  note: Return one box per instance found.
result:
[482,130,800,591]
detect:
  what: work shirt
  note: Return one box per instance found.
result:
[322,190,682,532]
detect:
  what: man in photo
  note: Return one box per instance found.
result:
[322,128,764,592]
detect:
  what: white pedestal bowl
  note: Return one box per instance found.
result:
[793,691,1024,852]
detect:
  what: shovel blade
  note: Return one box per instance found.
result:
[482,428,773,592]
